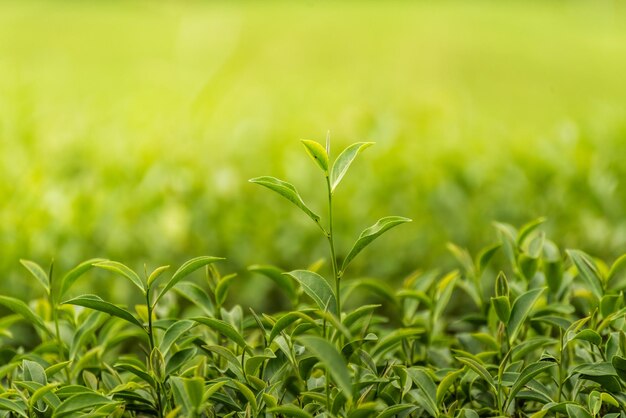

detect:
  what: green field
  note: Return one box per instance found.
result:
[3,2,626,416]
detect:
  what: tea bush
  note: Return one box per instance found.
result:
[1,140,626,417]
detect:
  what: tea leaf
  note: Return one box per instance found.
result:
[298,335,352,399]
[248,264,298,303]
[508,361,556,405]
[268,405,314,418]
[59,258,105,299]
[52,393,117,418]
[507,287,545,343]
[215,273,238,306]
[436,369,464,405]
[192,317,249,352]
[160,319,195,355]
[342,216,412,271]
[156,256,224,304]
[330,142,374,192]
[301,139,329,172]
[249,176,320,222]
[407,368,438,417]
[567,249,604,300]
[94,261,145,293]
[0,295,52,336]
[63,294,142,328]
[0,398,28,418]
[147,265,170,287]
[285,270,337,315]
[231,380,258,413]
[456,356,496,392]
[20,259,50,295]
[376,404,418,418]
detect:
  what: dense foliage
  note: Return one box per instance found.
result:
[2,140,626,417]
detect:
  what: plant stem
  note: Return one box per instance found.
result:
[49,263,71,383]
[147,288,164,418]
[325,176,341,320]
[557,329,564,404]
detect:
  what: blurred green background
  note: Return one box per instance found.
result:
[1,1,626,304]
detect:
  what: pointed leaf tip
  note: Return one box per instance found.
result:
[342,216,412,271]
[301,139,329,172]
[330,142,374,192]
[249,176,320,222]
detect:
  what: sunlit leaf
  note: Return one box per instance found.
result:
[301,139,329,172]
[342,216,412,271]
[285,270,337,315]
[330,142,374,192]
[249,176,320,222]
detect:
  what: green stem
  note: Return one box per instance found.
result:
[147,288,164,418]
[325,176,341,320]
[557,329,564,404]
[49,263,71,383]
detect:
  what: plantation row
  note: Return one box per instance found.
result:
[1,141,626,417]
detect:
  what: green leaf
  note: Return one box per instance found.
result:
[285,270,337,315]
[572,329,602,347]
[173,282,214,316]
[492,296,511,323]
[342,216,412,271]
[517,217,547,246]
[248,264,297,303]
[301,139,329,172]
[436,369,464,405]
[268,310,317,342]
[160,319,195,355]
[231,380,258,413]
[0,295,52,336]
[215,273,237,306]
[376,404,417,418]
[30,382,61,410]
[506,287,545,343]
[456,356,496,392]
[156,256,224,304]
[298,335,352,399]
[192,317,249,352]
[433,271,458,322]
[268,405,314,418]
[567,249,604,299]
[52,393,116,418]
[372,328,424,358]
[59,258,105,299]
[611,355,626,381]
[20,259,50,295]
[244,350,276,376]
[0,398,28,418]
[406,368,438,417]
[508,361,556,405]
[565,404,593,418]
[94,261,145,293]
[477,243,501,272]
[63,294,142,328]
[343,304,381,329]
[23,359,47,385]
[330,142,374,192]
[147,265,170,287]
[115,362,156,387]
[249,176,320,222]
[608,253,626,289]
[45,361,71,379]
[184,377,205,412]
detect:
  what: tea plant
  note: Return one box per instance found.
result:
[1,139,626,417]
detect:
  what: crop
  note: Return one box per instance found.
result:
[2,139,626,417]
